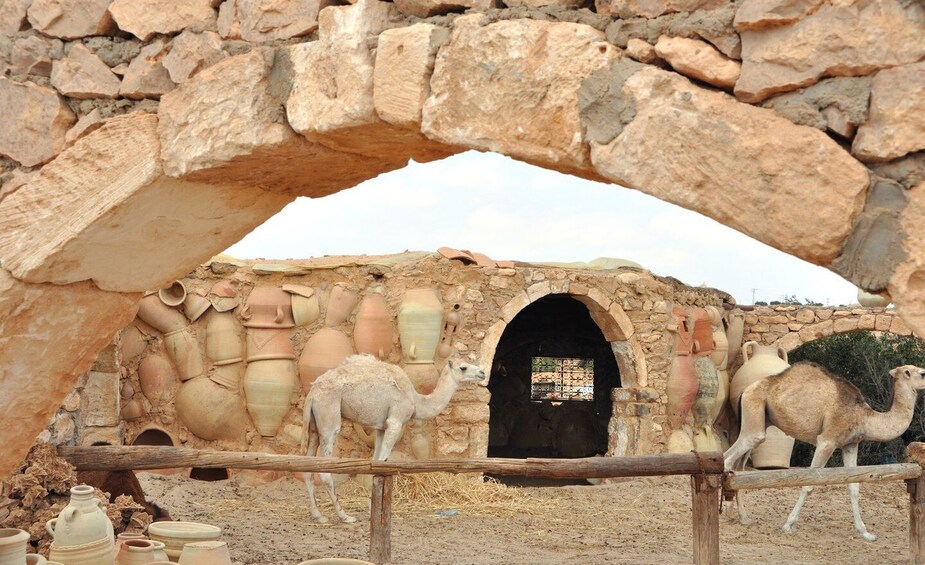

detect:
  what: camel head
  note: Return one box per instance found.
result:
[890,365,925,391]
[444,359,487,386]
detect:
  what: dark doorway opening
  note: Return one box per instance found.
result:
[190,467,229,481]
[132,428,174,446]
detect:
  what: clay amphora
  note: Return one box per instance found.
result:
[0,528,29,565]
[243,359,297,436]
[245,328,295,362]
[121,398,146,421]
[183,289,211,323]
[163,326,205,381]
[666,306,697,428]
[177,541,231,565]
[205,312,243,366]
[120,326,149,363]
[137,295,187,334]
[692,356,718,428]
[436,311,460,359]
[208,281,239,313]
[175,376,249,441]
[402,364,439,394]
[138,354,176,405]
[729,341,789,415]
[709,369,730,425]
[706,306,729,370]
[298,328,354,391]
[114,533,146,558]
[45,486,114,548]
[397,289,443,365]
[210,363,244,390]
[241,287,295,329]
[324,284,357,327]
[158,281,187,307]
[690,307,714,356]
[147,522,221,562]
[117,539,169,565]
[283,285,320,326]
[725,310,745,368]
[693,426,721,452]
[353,292,394,360]
[48,537,114,565]
[750,425,796,469]
[857,287,891,308]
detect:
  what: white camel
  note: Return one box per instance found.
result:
[725,361,925,540]
[302,354,486,523]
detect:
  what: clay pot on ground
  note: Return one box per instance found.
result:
[45,485,114,548]
[178,541,232,565]
[158,281,187,307]
[243,359,297,437]
[115,533,146,557]
[208,281,239,313]
[241,287,295,329]
[729,341,789,414]
[138,354,177,405]
[117,539,169,565]
[353,292,394,359]
[706,306,728,370]
[163,326,205,381]
[183,289,211,322]
[283,284,320,326]
[397,289,444,365]
[205,311,244,365]
[725,310,745,368]
[857,287,891,308]
[298,328,354,391]
[750,425,796,469]
[49,537,114,565]
[690,307,714,356]
[175,376,249,441]
[137,294,187,334]
[245,328,295,362]
[121,398,146,421]
[324,284,357,327]
[146,522,221,562]
[0,528,29,565]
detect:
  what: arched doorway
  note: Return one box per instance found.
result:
[488,294,620,461]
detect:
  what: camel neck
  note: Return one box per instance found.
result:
[413,370,458,420]
[864,379,918,442]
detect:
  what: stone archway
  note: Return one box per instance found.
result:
[2,0,924,477]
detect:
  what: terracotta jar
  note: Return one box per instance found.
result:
[175,376,249,441]
[243,359,297,437]
[283,285,320,327]
[45,486,114,548]
[158,281,187,307]
[205,311,244,366]
[666,306,697,428]
[147,522,221,562]
[0,528,29,565]
[138,354,176,405]
[120,326,149,364]
[690,307,714,356]
[436,311,460,359]
[725,310,745,369]
[706,306,729,369]
[48,537,114,565]
[729,341,789,414]
[245,328,295,362]
[397,289,444,365]
[353,292,394,360]
[750,425,796,469]
[121,398,146,421]
[115,533,146,557]
[692,356,718,428]
[117,539,169,565]
[183,290,211,323]
[858,287,891,308]
[208,281,239,313]
[710,369,730,425]
[241,287,294,329]
[163,326,205,381]
[178,541,232,565]
[137,295,187,334]
[324,284,357,327]
[402,364,439,395]
[210,363,244,390]
[298,328,354,391]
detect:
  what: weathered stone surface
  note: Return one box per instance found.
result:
[120,41,176,100]
[760,76,870,138]
[109,0,216,41]
[852,62,925,163]
[858,314,876,330]
[64,108,105,148]
[736,1,925,103]
[0,78,75,167]
[733,0,823,31]
[605,3,739,58]
[504,0,580,8]
[163,30,225,84]
[50,44,121,99]
[373,24,449,128]
[217,0,321,42]
[654,35,739,89]
[81,371,119,427]
[394,0,496,18]
[873,152,925,190]
[585,65,869,265]
[27,0,115,39]
[833,317,858,334]
[0,269,139,478]
[596,0,725,19]
[288,0,453,163]
[9,36,58,77]
[625,38,657,63]
[889,181,925,340]
[0,0,30,34]
[423,16,620,175]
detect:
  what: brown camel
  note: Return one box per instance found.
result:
[724,361,925,541]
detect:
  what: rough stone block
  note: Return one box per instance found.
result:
[853,62,925,163]
[50,44,121,99]
[120,41,177,100]
[81,371,120,427]
[596,0,724,18]
[733,0,823,31]
[10,36,56,76]
[27,0,115,39]
[0,78,75,167]
[163,30,226,84]
[394,0,496,17]
[0,0,30,34]
[109,0,217,41]
[833,318,859,334]
[654,35,740,89]
[218,0,322,42]
[858,314,876,331]
[374,24,449,128]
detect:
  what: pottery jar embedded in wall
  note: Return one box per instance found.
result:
[121,398,146,421]
[397,289,444,365]
[183,289,211,323]
[283,285,320,326]
[175,376,249,441]
[241,287,295,329]
[208,281,239,313]
[324,284,357,327]
[710,369,730,425]
[692,357,718,428]
[137,295,187,334]
[245,328,295,362]
[163,326,205,381]
[436,311,461,359]
[666,306,697,429]
[120,326,149,364]
[298,328,354,392]
[690,307,714,357]
[0,528,29,565]
[353,292,394,360]
[243,359,297,437]
[45,485,114,548]
[729,341,789,415]
[725,310,745,368]
[138,354,176,405]
[706,306,728,369]
[158,281,187,307]
[402,364,439,395]
[205,311,244,366]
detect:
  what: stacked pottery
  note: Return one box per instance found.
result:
[283,285,320,326]
[666,306,697,454]
[730,341,795,469]
[397,289,443,365]
[436,310,461,359]
[724,310,745,369]
[690,308,719,450]
[182,290,211,323]
[46,486,115,565]
[298,328,354,392]
[177,541,231,565]
[115,533,146,556]
[158,281,187,307]
[121,399,146,421]
[207,281,239,313]
[706,306,730,426]
[141,282,205,382]
[147,523,221,562]
[324,284,357,327]
[0,528,29,565]
[204,311,244,390]
[353,291,393,360]
[138,355,176,407]
[242,287,297,437]
[116,539,168,565]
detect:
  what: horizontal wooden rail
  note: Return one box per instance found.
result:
[725,463,922,491]
[57,446,724,478]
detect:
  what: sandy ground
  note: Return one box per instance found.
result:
[139,471,912,565]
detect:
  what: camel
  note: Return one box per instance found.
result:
[302,354,486,523]
[724,361,925,541]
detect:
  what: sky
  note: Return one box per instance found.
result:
[225,150,860,307]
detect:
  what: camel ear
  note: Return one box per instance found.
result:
[890,368,899,378]
[447,359,455,369]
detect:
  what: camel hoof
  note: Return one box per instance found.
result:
[312,515,329,524]
[340,514,358,524]
[782,524,794,534]
[860,531,877,542]
[738,515,754,526]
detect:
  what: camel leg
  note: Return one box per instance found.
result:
[724,389,767,526]
[372,429,386,461]
[783,438,836,533]
[302,406,327,524]
[318,428,357,524]
[374,416,406,462]
[734,451,753,525]
[843,443,876,541]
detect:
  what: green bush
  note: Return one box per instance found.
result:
[787,331,925,466]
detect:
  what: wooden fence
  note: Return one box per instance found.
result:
[57,446,925,565]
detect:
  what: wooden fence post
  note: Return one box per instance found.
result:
[691,474,721,565]
[909,473,925,565]
[370,474,393,565]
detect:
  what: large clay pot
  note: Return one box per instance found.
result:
[706,306,729,370]
[241,287,294,329]
[205,312,243,365]
[0,529,29,565]
[402,364,439,394]
[45,486,114,548]
[182,290,211,323]
[48,537,114,565]
[690,307,714,356]
[210,363,244,390]
[298,328,354,391]
[121,398,146,421]
[175,377,249,441]
[117,539,169,565]
[137,295,187,334]
[208,281,238,313]
[709,369,730,425]
[353,293,394,360]
[177,541,231,565]
[750,425,796,469]
[397,289,443,365]
[857,287,891,308]
[243,359,297,437]
[666,306,696,428]
[324,284,357,327]
[158,281,187,307]
[283,285,320,327]
[138,355,176,405]
[729,341,789,415]
[115,533,146,559]
[725,310,745,368]
[692,356,718,428]
[163,327,205,381]
[245,328,295,362]
[147,522,221,562]
[120,326,149,363]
